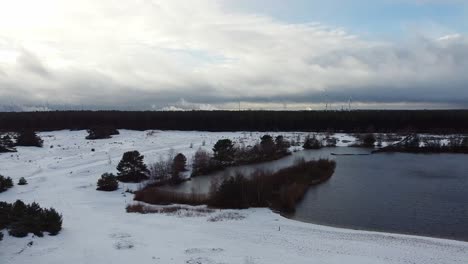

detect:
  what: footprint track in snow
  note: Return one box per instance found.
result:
[184,248,227,264]
[184,248,224,255]
[110,232,135,250]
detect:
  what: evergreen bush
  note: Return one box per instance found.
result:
[18,177,28,185]
[97,173,119,191]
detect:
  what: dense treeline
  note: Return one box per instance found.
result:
[1,110,468,133]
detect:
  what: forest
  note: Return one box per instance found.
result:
[1,110,468,133]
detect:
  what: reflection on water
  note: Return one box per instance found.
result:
[161,147,468,241]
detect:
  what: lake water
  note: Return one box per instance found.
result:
[162,148,468,241]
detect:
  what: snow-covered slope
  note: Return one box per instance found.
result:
[0,130,467,264]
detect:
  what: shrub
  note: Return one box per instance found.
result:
[126,203,145,213]
[126,203,214,216]
[207,212,245,222]
[8,221,30,237]
[116,151,149,183]
[462,137,468,147]
[86,127,119,140]
[210,173,253,209]
[303,135,322,150]
[134,188,209,206]
[16,130,43,147]
[361,133,376,148]
[149,157,172,183]
[18,177,28,185]
[0,200,63,238]
[404,134,420,148]
[423,138,442,149]
[375,133,468,154]
[0,175,14,193]
[191,149,212,177]
[97,173,119,191]
[275,135,291,155]
[324,137,338,147]
[209,159,336,212]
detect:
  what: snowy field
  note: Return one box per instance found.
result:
[1,130,467,264]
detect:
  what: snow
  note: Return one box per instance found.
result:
[1,130,467,264]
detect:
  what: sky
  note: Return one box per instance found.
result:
[0,0,467,111]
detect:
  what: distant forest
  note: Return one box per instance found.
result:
[1,110,468,133]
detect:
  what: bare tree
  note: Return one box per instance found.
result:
[148,155,172,183]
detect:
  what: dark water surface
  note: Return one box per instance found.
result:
[292,148,468,241]
[163,148,468,241]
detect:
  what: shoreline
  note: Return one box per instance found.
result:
[284,213,468,244]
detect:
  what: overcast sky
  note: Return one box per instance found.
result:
[0,0,467,111]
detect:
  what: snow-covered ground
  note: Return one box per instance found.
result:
[1,130,467,264]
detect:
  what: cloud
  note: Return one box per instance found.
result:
[17,49,52,78]
[0,0,467,110]
[159,99,218,111]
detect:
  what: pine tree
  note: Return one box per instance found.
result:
[0,135,16,153]
[24,202,44,237]
[0,200,63,238]
[213,139,235,162]
[41,208,62,236]
[116,151,149,183]
[0,201,12,229]
[171,153,187,183]
[10,200,27,222]
[0,175,14,193]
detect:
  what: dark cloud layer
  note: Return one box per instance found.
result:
[0,0,467,110]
